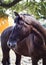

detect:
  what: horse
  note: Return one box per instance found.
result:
[7,13,46,65]
[1,13,46,65]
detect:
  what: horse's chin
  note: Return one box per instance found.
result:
[12,47,17,52]
[12,48,15,51]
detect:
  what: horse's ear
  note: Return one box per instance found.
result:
[14,12,19,16]
[14,12,22,24]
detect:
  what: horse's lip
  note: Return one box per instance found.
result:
[12,48,17,52]
[12,48,21,55]
[12,46,17,50]
[12,48,15,50]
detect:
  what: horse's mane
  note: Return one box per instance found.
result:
[20,13,31,16]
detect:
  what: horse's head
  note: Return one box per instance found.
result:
[7,14,32,49]
[7,13,46,50]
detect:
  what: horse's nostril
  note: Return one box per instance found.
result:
[7,41,12,48]
[8,43,10,47]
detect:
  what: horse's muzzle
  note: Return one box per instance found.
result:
[7,41,17,49]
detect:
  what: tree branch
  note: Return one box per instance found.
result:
[0,0,22,8]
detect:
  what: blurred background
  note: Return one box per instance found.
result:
[0,0,46,65]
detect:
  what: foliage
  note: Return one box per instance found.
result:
[0,7,8,17]
[3,0,13,4]
[0,0,46,19]
[11,0,46,19]
[0,0,21,8]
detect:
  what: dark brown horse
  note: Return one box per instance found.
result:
[1,13,46,65]
[1,26,45,65]
[7,14,46,65]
